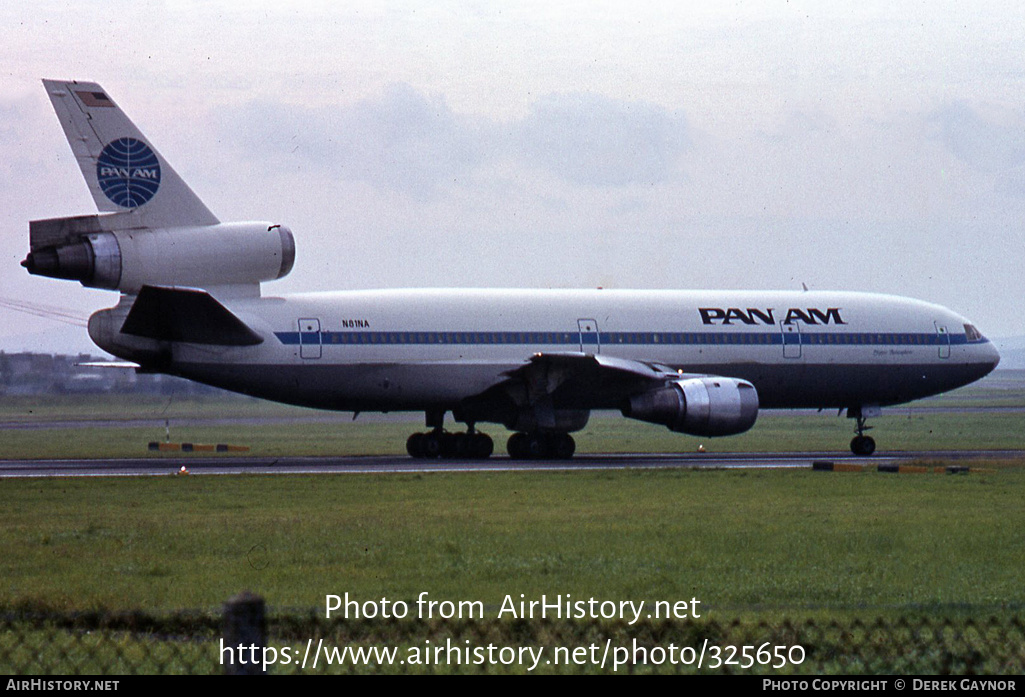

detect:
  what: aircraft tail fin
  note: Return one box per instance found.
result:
[42,79,219,228]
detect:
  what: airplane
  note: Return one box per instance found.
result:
[22,80,1001,459]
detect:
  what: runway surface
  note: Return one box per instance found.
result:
[1,450,1020,478]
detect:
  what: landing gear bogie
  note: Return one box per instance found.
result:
[507,432,576,460]
[407,430,494,459]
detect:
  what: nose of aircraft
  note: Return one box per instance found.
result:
[979,340,1001,373]
[963,322,1000,375]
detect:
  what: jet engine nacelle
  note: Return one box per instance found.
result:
[623,377,759,437]
[22,221,295,293]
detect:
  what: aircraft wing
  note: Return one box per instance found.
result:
[499,351,685,409]
[509,351,677,383]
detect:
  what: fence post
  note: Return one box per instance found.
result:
[223,591,267,675]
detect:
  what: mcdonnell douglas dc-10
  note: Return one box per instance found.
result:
[22,80,1000,459]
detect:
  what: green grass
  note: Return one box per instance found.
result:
[0,410,1023,459]
[3,468,1024,618]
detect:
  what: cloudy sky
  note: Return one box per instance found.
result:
[2,0,1024,353]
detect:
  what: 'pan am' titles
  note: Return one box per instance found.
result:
[699,307,846,325]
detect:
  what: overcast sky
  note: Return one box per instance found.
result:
[2,0,1024,354]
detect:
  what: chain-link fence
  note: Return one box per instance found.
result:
[2,597,1023,674]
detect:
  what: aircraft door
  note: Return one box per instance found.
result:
[935,323,950,359]
[780,321,802,359]
[299,318,322,359]
[577,319,600,354]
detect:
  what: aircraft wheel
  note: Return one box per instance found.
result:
[439,432,461,459]
[552,433,576,459]
[451,433,470,458]
[507,433,528,459]
[421,432,443,458]
[850,435,876,456]
[406,433,425,458]
[525,434,549,459]
[471,433,494,459]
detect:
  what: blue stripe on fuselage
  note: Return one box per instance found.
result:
[273,330,985,347]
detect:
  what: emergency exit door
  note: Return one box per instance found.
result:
[780,321,802,359]
[577,319,600,354]
[299,318,322,359]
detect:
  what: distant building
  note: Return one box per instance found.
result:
[0,352,223,396]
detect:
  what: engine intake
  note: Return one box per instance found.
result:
[623,377,759,437]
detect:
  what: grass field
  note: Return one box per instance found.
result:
[3,467,1024,617]
[4,410,1025,458]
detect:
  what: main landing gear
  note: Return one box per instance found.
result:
[849,407,877,457]
[407,409,494,459]
[406,430,495,459]
[506,432,576,460]
[405,410,577,460]
[405,429,577,460]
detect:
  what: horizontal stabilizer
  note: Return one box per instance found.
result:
[120,285,263,346]
[75,361,140,369]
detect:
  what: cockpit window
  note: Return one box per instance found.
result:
[964,324,983,342]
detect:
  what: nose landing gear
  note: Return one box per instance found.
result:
[850,434,876,456]
[848,406,877,456]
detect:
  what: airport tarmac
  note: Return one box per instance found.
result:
[1,451,1019,478]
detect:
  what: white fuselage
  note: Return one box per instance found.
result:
[90,288,999,416]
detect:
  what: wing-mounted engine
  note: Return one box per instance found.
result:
[623,376,759,437]
[22,215,295,294]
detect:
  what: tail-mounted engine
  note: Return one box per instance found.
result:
[622,376,759,437]
[22,214,295,293]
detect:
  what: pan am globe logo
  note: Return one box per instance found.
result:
[96,137,161,208]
